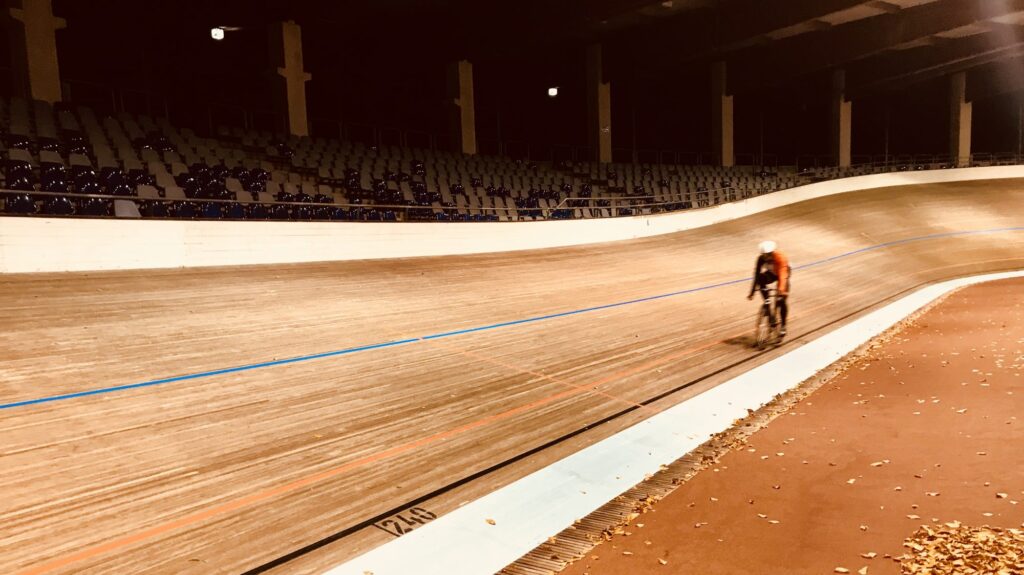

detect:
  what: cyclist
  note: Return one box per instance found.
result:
[747,240,791,337]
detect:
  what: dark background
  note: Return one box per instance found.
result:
[0,0,1019,164]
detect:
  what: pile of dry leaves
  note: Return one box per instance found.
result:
[901,521,1024,574]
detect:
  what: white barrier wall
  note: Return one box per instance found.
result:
[2,166,1024,273]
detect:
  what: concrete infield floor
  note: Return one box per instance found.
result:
[561,277,1024,575]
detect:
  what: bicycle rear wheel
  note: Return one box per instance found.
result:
[754,304,772,349]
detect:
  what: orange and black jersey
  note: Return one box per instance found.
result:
[749,251,790,296]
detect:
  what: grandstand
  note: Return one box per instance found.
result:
[1,96,818,222]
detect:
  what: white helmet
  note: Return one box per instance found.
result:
[758,240,776,254]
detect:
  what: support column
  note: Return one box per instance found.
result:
[831,69,852,168]
[949,71,972,167]
[587,44,612,164]
[5,0,65,103]
[446,60,477,155]
[711,62,734,167]
[269,20,311,137]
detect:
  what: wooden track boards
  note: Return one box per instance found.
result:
[2,179,1024,574]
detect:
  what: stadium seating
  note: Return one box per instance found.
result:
[0,95,940,222]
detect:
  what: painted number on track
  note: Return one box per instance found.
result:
[374,507,438,537]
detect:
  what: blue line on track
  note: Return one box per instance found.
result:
[0,338,420,410]
[3,225,1022,411]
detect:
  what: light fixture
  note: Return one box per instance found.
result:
[210,27,225,40]
[548,87,559,97]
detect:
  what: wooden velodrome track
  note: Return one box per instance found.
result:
[3,179,1024,575]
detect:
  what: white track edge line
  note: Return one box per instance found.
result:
[323,270,1024,575]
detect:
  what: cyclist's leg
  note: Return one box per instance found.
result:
[777,296,788,335]
[760,271,778,325]
[779,274,790,330]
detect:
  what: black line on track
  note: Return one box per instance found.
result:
[241,270,1014,574]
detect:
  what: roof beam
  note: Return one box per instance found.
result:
[607,0,876,72]
[729,0,1024,93]
[847,29,1024,98]
[855,41,1024,97]
[578,0,677,27]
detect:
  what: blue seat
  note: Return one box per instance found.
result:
[7,175,35,191]
[209,165,228,180]
[37,137,61,152]
[135,172,157,188]
[100,167,126,187]
[248,204,269,220]
[110,183,135,197]
[200,202,222,219]
[78,197,111,216]
[5,134,30,149]
[42,195,75,215]
[226,203,246,219]
[202,180,226,200]
[270,204,291,220]
[145,201,169,218]
[174,202,196,218]
[3,193,36,214]
[6,159,34,182]
[74,170,99,192]
[41,162,67,184]
[42,178,69,194]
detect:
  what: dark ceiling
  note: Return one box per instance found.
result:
[4,0,1023,160]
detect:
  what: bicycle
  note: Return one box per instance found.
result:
[754,288,782,350]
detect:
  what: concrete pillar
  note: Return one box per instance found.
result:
[949,71,972,167]
[447,60,477,155]
[831,69,852,168]
[5,0,65,103]
[269,20,311,137]
[711,62,734,167]
[587,44,612,164]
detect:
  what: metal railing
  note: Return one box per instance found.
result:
[0,185,764,222]
[554,184,743,209]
